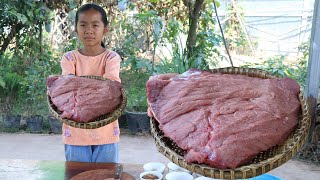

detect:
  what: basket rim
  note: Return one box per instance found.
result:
[47,75,127,129]
[149,67,311,179]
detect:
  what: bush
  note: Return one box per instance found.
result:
[242,55,307,89]
[121,59,151,112]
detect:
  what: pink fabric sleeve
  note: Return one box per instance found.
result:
[103,51,121,82]
[60,53,76,75]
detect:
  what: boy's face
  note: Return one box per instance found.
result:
[76,9,108,48]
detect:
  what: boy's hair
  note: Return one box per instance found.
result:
[75,3,108,48]
[75,3,109,27]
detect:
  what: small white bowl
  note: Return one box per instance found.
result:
[179,167,192,174]
[143,162,166,174]
[195,176,218,180]
[165,171,193,180]
[140,171,163,180]
[167,162,181,172]
[167,162,192,174]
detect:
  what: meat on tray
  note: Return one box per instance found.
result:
[47,75,122,123]
[146,68,301,169]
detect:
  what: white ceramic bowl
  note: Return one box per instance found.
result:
[179,167,192,174]
[140,171,163,180]
[167,162,192,174]
[195,176,218,180]
[143,162,166,174]
[165,171,193,180]
[167,162,181,172]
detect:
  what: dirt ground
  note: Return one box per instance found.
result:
[0,133,319,180]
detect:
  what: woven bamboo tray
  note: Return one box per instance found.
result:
[150,67,311,179]
[47,76,127,129]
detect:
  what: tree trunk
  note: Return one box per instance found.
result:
[0,25,16,54]
[186,0,204,59]
[0,23,22,54]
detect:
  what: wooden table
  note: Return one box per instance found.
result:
[0,159,143,180]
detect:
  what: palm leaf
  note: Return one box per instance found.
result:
[0,76,5,88]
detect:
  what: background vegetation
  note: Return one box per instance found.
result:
[0,0,309,132]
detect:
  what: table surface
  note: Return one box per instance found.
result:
[0,159,143,180]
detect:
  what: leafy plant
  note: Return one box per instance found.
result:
[242,53,308,89]
[63,36,80,52]
[194,3,222,69]
[0,73,21,96]
[0,0,53,54]
[16,33,61,116]
[0,76,5,88]
[20,54,60,115]
[151,2,222,74]
[224,1,247,51]
[125,85,148,112]
[155,28,214,74]
[21,66,48,116]
[0,1,76,122]
[121,63,151,112]
[0,72,23,116]
[155,41,203,74]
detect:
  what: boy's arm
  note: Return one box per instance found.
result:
[103,51,121,82]
[60,53,76,75]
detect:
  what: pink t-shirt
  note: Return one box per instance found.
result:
[60,49,121,145]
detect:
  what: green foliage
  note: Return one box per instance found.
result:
[111,1,222,74]
[135,9,158,23]
[133,0,188,23]
[0,72,22,97]
[194,3,222,69]
[19,44,60,115]
[155,40,208,74]
[0,0,53,53]
[0,53,24,115]
[162,18,183,43]
[63,36,80,52]
[0,52,26,76]
[45,0,78,11]
[223,1,251,54]
[0,76,5,88]
[123,57,153,72]
[155,14,221,74]
[0,7,60,117]
[125,85,148,112]
[244,55,288,76]
[121,66,151,112]
[155,2,221,73]
[108,8,154,61]
[0,72,23,116]
[111,18,143,60]
[242,52,308,89]
[0,1,60,117]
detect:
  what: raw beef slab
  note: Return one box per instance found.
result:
[47,75,122,123]
[146,69,300,169]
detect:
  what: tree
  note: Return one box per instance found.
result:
[0,0,49,54]
[184,0,205,59]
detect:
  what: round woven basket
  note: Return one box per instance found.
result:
[47,76,127,129]
[150,67,311,179]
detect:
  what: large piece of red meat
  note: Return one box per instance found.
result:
[146,69,300,169]
[47,75,122,123]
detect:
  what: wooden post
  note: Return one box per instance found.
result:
[305,0,320,141]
